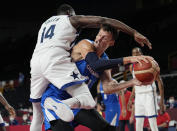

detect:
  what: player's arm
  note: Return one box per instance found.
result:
[100,70,141,94]
[72,40,152,73]
[70,15,152,49]
[127,87,135,111]
[119,90,127,118]
[156,74,165,113]
[158,122,168,128]
[129,64,133,74]
[129,103,135,124]
[71,39,96,61]
[0,93,16,117]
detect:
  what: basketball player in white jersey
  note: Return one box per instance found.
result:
[30,3,153,131]
[128,47,165,131]
[0,93,16,131]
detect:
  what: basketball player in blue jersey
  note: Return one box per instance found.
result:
[41,24,154,131]
[30,3,153,131]
[98,80,122,130]
[128,47,165,131]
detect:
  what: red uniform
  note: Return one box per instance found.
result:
[119,90,132,120]
[143,111,171,128]
[157,112,171,128]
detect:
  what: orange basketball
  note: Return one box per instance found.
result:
[133,58,160,84]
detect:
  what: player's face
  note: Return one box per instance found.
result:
[132,48,142,56]
[94,29,115,49]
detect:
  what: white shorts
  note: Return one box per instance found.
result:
[0,114,4,126]
[30,48,87,102]
[135,91,158,118]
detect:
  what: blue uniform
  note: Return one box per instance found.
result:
[100,82,121,126]
[41,40,109,130]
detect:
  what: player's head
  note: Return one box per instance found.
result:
[132,47,143,56]
[57,4,76,16]
[94,24,118,48]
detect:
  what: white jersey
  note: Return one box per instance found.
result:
[34,15,77,52]
[132,69,156,94]
[30,15,87,101]
[132,68,158,117]
[0,114,4,126]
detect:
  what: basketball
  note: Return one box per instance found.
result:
[133,58,160,84]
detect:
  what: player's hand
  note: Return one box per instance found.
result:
[134,31,152,49]
[127,101,132,111]
[131,78,142,86]
[129,116,134,124]
[122,109,127,118]
[124,56,154,66]
[5,105,16,117]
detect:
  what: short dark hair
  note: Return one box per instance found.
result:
[57,4,74,15]
[101,24,119,41]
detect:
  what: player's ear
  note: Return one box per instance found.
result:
[109,40,115,46]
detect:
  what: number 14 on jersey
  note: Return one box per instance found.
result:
[40,24,56,43]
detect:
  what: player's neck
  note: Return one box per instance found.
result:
[96,47,107,57]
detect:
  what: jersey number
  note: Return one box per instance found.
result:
[40,24,56,43]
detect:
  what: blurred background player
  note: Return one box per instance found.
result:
[30,3,153,131]
[143,104,171,131]
[97,80,122,131]
[119,80,135,131]
[128,47,165,131]
[0,93,16,131]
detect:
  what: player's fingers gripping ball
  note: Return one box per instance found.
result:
[133,57,160,85]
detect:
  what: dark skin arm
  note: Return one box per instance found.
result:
[156,75,165,114]
[0,93,16,117]
[127,87,135,111]
[70,15,152,49]
[118,90,127,118]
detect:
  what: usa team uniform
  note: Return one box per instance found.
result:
[30,15,87,102]
[132,67,158,118]
[41,40,109,130]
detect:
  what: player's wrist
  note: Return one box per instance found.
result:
[127,79,136,87]
[123,57,131,65]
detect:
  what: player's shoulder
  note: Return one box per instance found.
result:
[75,39,95,51]
[78,39,93,46]
[42,15,66,25]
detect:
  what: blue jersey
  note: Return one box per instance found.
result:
[75,53,108,89]
[41,40,109,130]
[100,82,121,126]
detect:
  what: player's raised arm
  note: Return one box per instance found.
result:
[70,15,152,49]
